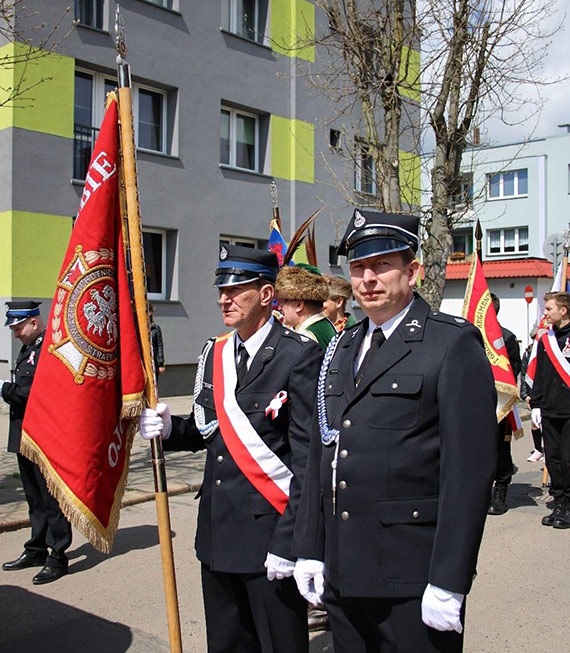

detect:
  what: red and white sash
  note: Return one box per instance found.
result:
[542,331,570,388]
[212,332,293,514]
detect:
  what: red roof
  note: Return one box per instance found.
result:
[443,257,553,280]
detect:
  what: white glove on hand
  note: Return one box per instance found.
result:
[264,553,295,581]
[531,408,542,429]
[421,583,464,634]
[139,402,172,440]
[293,558,325,607]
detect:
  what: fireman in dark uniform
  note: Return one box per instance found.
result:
[139,246,323,652]
[293,210,497,652]
[1,301,72,584]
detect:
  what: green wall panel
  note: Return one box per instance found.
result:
[0,211,72,297]
[271,0,315,62]
[400,46,420,103]
[399,150,421,207]
[271,115,314,183]
[0,42,74,137]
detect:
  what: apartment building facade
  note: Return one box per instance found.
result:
[423,130,570,348]
[0,1,421,393]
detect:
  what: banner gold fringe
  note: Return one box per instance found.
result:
[20,419,138,554]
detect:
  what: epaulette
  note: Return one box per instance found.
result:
[282,327,313,344]
[428,311,469,327]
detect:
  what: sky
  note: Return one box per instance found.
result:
[482,1,570,145]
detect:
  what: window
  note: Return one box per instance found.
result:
[450,173,473,207]
[220,236,260,249]
[220,106,258,172]
[451,232,473,256]
[222,0,269,44]
[487,169,528,199]
[74,70,171,179]
[76,0,105,29]
[144,0,174,8]
[487,227,529,255]
[354,142,376,195]
[143,229,167,299]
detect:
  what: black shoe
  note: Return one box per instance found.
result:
[487,485,508,515]
[308,606,329,632]
[553,501,570,529]
[542,497,565,526]
[2,552,47,571]
[32,565,68,585]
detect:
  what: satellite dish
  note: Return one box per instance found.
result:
[543,233,562,262]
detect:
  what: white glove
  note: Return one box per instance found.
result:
[421,583,464,634]
[293,558,325,607]
[139,402,172,440]
[264,553,295,581]
[531,408,542,429]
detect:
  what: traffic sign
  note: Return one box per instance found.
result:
[524,285,534,304]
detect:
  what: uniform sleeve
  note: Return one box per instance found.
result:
[162,412,205,452]
[519,348,530,400]
[155,324,165,367]
[429,325,497,594]
[268,341,323,560]
[506,332,522,380]
[1,379,33,410]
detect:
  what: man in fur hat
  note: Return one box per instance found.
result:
[275,265,336,350]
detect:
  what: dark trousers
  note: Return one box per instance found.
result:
[531,427,543,453]
[18,454,72,568]
[542,417,570,500]
[494,418,513,487]
[324,582,464,653]
[200,564,308,653]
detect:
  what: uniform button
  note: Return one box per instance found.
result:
[342,419,351,428]
[341,511,350,520]
[215,479,222,486]
[412,510,419,519]
[391,382,398,389]
[338,480,347,490]
[339,449,348,458]
[216,455,223,463]
[254,402,260,409]
[327,384,333,390]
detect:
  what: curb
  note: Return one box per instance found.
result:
[0,482,201,534]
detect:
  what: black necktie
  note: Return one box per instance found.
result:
[236,343,249,388]
[355,327,385,387]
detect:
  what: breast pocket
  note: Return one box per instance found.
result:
[195,386,214,410]
[368,374,423,430]
[324,374,344,424]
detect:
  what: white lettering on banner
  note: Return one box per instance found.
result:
[108,421,124,468]
[80,151,117,210]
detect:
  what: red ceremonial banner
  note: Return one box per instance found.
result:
[21,97,145,553]
[462,254,518,422]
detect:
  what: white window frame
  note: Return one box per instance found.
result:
[75,0,108,30]
[487,227,529,256]
[132,84,168,154]
[225,0,268,44]
[354,142,377,196]
[74,69,169,157]
[143,228,168,300]
[487,169,528,200]
[220,105,259,172]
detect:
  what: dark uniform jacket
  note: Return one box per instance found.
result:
[530,323,570,419]
[165,320,323,574]
[294,295,497,599]
[2,332,45,453]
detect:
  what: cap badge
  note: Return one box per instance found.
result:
[353,211,366,228]
[220,246,228,260]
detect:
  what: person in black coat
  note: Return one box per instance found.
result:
[292,210,497,653]
[1,301,72,584]
[530,291,570,528]
[486,294,522,515]
[140,246,323,652]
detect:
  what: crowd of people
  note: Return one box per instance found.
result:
[2,207,570,652]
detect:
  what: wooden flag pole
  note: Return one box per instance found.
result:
[115,7,183,652]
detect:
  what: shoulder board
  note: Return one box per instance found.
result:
[428,311,470,327]
[281,327,312,344]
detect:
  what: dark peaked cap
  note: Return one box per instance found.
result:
[215,244,279,287]
[337,209,420,262]
[5,300,41,327]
